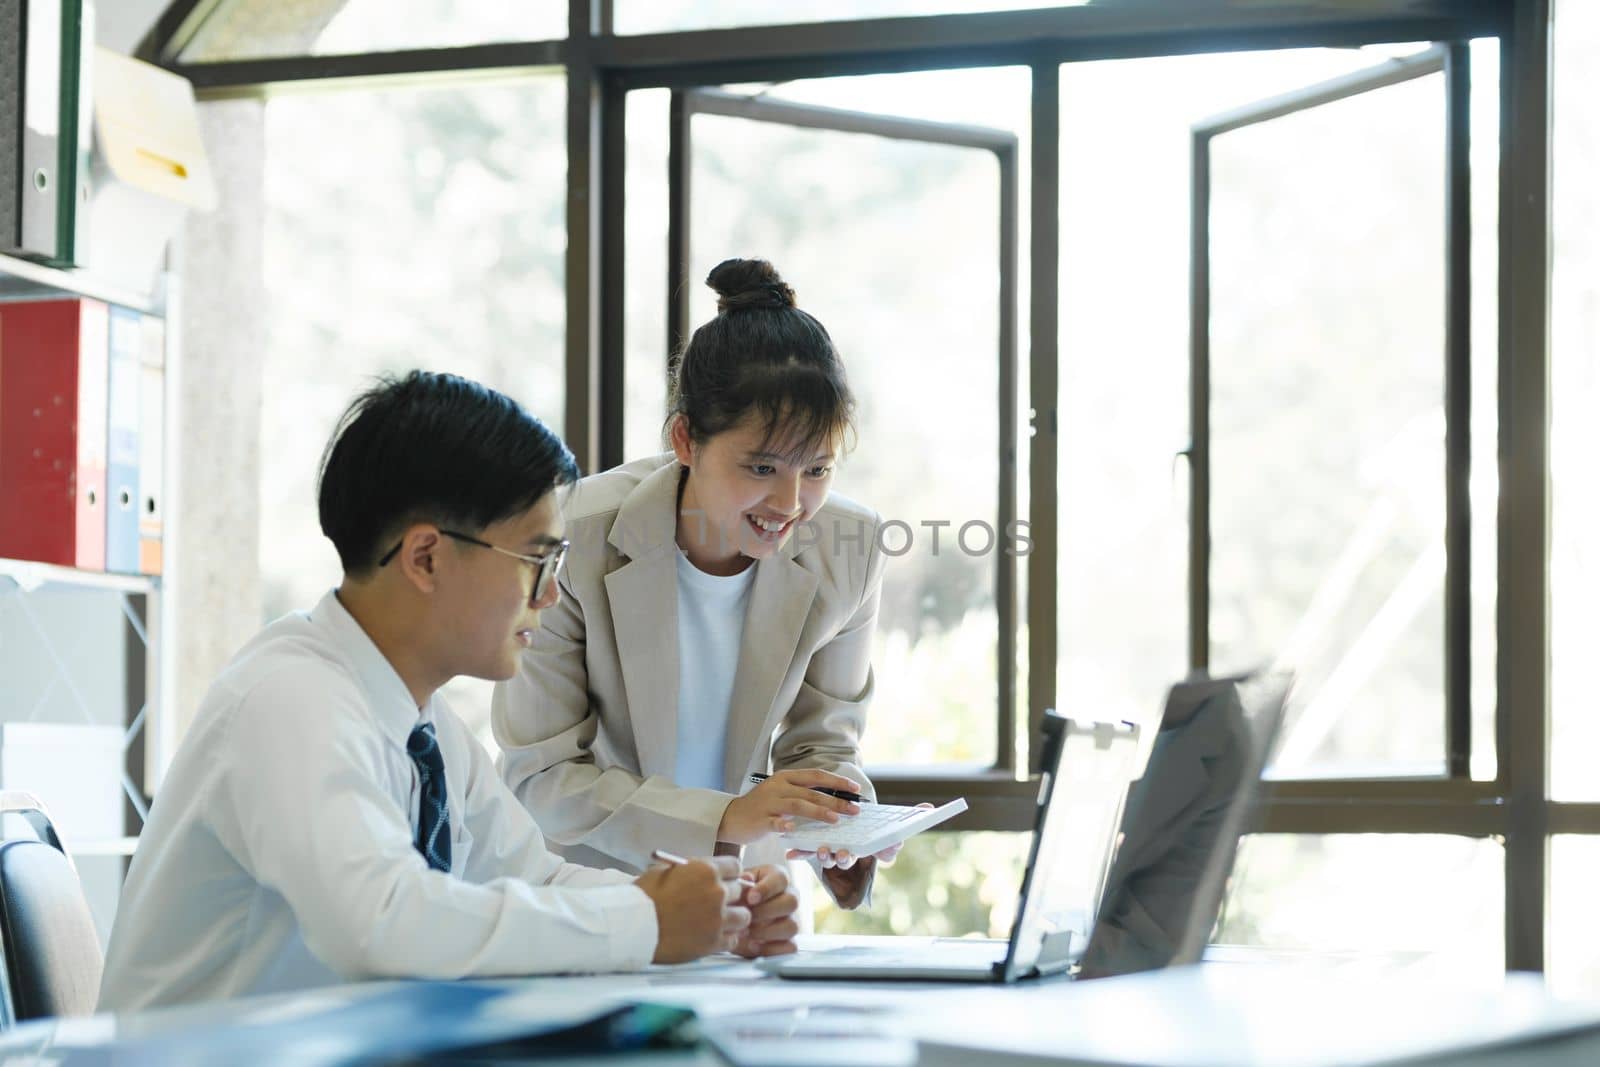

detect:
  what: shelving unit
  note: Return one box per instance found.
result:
[0,253,161,315]
[0,251,173,865]
[0,557,157,596]
[0,557,157,827]
[71,836,141,857]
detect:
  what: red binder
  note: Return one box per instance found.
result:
[0,297,110,570]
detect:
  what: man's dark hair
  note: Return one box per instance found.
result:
[317,371,578,574]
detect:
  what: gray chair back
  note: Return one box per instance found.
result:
[0,792,104,1025]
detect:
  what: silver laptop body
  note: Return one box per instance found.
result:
[761,711,1142,982]
[762,671,1292,983]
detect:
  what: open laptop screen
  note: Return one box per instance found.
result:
[1078,671,1292,978]
[999,716,1144,981]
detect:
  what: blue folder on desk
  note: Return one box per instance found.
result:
[0,983,700,1066]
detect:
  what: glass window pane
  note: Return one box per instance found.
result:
[1054,47,1439,745]
[1217,834,1503,976]
[694,115,1000,765]
[675,71,1027,768]
[617,0,1073,36]
[1469,38,1500,782]
[813,831,1031,937]
[258,78,565,742]
[1549,836,1600,997]
[622,88,672,465]
[1209,71,1448,777]
[181,0,564,63]
[1550,0,1600,800]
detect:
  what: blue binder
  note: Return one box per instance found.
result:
[105,304,141,573]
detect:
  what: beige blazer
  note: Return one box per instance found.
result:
[492,453,886,882]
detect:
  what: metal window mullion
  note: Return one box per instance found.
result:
[667,92,693,367]
[595,8,1509,90]
[1259,798,1505,836]
[680,89,1014,150]
[597,0,622,472]
[1194,46,1446,138]
[1189,128,1211,673]
[151,6,1511,93]
[1444,42,1473,779]
[1027,61,1059,773]
[873,772,1040,831]
[1548,805,1600,835]
[1267,776,1500,799]
[136,0,222,65]
[177,43,569,96]
[1498,0,1553,976]
[996,142,1020,775]
[599,72,627,473]
[565,0,602,472]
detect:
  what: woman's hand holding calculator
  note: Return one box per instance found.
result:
[785,801,937,910]
[784,803,937,870]
[715,768,864,846]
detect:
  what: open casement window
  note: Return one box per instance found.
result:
[169,0,566,61]
[1187,45,1486,787]
[662,89,1027,824]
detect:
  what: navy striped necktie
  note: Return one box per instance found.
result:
[407,722,451,873]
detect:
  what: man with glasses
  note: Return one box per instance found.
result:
[381,528,568,602]
[100,371,799,1013]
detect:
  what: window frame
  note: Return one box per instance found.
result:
[1187,44,1474,777]
[145,0,1565,970]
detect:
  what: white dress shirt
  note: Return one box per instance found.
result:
[673,550,756,791]
[98,591,658,1014]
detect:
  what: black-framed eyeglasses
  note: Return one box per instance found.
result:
[378,529,569,605]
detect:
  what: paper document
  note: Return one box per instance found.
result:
[779,798,968,856]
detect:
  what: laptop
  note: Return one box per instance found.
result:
[1079,669,1292,977]
[759,671,1292,983]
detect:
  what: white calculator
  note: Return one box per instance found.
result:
[778,798,969,857]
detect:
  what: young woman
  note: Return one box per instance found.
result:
[493,258,891,909]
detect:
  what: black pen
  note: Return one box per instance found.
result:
[747,772,865,805]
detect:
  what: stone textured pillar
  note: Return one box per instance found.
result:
[168,99,267,748]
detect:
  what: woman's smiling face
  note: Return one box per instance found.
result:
[672,414,836,572]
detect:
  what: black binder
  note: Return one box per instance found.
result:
[1,1,21,250]
[1,0,89,265]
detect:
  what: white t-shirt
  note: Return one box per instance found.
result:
[674,550,757,790]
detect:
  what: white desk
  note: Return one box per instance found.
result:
[4,938,1600,1066]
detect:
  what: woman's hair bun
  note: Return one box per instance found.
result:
[707,257,797,313]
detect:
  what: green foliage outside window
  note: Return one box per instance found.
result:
[815,832,1031,938]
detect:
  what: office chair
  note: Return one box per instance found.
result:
[0,792,104,1026]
